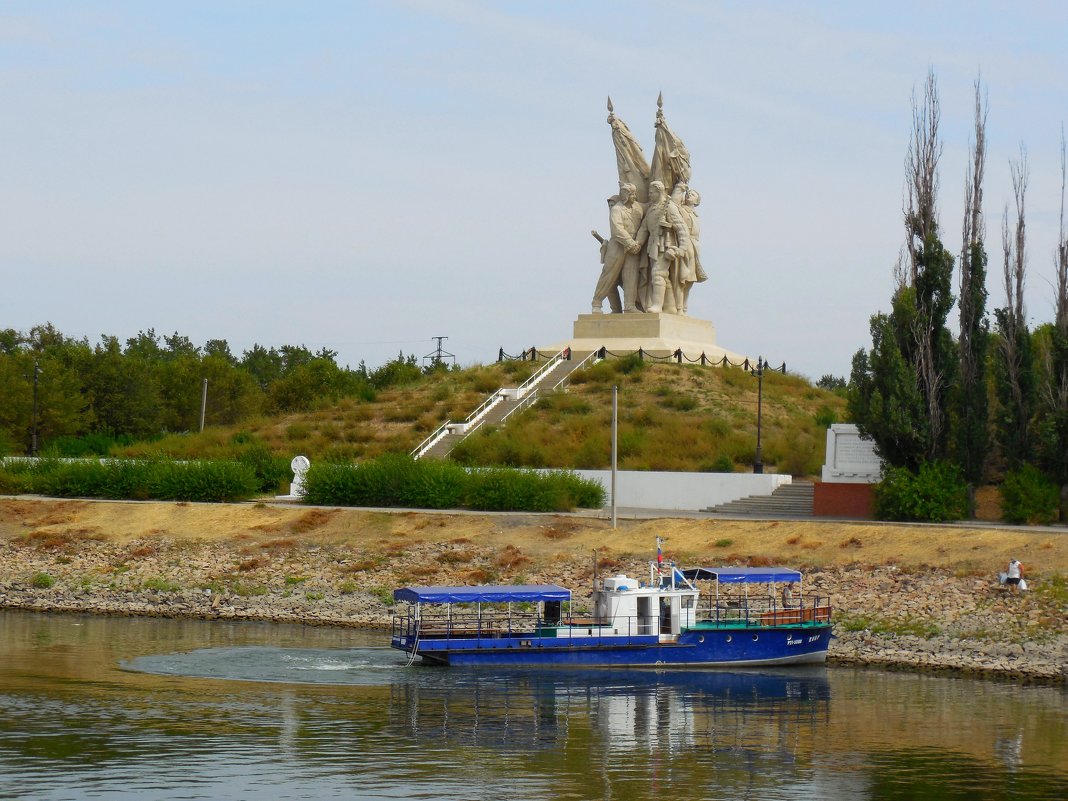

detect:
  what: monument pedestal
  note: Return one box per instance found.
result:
[548,312,748,363]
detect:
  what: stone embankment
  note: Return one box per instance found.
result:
[1,532,1065,682]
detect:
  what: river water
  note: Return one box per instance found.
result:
[1,610,1065,801]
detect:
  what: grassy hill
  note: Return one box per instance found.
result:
[113,359,847,477]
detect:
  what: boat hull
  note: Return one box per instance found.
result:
[393,625,831,668]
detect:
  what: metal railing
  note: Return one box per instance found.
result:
[410,349,573,459]
[695,595,831,628]
[392,597,831,648]
[499,350,600,425]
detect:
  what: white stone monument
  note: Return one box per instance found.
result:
[289,455,310,498]
[821,424,882,484]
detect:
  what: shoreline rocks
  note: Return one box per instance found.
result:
[2,528,1065,684]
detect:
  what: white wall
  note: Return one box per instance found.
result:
[564,470,792,511]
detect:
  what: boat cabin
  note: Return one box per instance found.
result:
[593,569,699,638]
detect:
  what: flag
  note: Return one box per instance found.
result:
[656,537,663,566]
[650,95,691,196]
[607,97,650,202]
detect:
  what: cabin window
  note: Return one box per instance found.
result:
[682,596,694,609]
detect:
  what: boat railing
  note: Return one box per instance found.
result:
[392,610,644,642]
[696,594,832,628]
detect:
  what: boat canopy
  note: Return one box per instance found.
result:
[394,584,572,604]
[681,567,802,584]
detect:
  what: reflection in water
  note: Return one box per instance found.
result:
[1,610,1066,801]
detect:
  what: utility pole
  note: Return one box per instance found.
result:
[30,360,41,457]
[752,357,764,474]
[611,385,618,529]
[199,378,208,433]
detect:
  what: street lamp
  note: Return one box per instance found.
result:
[751,356,764,474]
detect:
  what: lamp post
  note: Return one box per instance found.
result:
[751,356,764,474]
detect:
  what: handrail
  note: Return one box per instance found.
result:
[410,420,452,459]
[499,350,601,425]
[512,348,569,399]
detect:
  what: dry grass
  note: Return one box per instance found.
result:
[95,361,845,476]
[3,499,1068,582]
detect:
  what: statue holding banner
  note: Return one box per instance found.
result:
[592,94,706,316]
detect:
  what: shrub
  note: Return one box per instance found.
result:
[24,457,258,503]
[31,572,55,589]
[0,467,28,494]
[1000,465,1059,525]
[701,454,735,473]
[236,442,290,493]
[874,461,968,522]
[302,456,603,512]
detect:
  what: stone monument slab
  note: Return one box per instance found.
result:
[821,424,882,484]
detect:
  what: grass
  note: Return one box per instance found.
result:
[82,361,847,477]
[837,613,942,639]
[142,576,181,592]
[31,571,55,589]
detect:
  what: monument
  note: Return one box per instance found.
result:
[549,95,747,362]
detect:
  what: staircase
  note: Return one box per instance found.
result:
[704,481,814,517]
[413,350,597,460]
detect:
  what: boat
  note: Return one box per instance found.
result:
[390,549,832,668]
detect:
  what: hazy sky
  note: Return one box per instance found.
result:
[2,1,1067,380]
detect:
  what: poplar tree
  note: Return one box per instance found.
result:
[955,81,990,506]
[850,71,957,470]
[992,149,1034,468]
[1034,132,1068,519]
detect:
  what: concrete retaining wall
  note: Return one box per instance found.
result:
[564,470,792,511]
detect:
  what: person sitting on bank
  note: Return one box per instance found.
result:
[1006,559,1024,594]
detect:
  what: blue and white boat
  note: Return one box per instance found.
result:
[391,559,832,668]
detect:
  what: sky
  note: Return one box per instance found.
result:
[2,1,1067,381]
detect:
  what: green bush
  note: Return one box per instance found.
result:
[302,456,603,512]
[700,454,735,473]
[23,457,257,503]
[236,442,290,493]
[0,465,28,494]
[874,461,968,522]
[49,431,133,457]
[1000,464,1059,525]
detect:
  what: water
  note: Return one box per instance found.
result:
[1,610,1065,800]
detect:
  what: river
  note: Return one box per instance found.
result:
[1,610,1065,800]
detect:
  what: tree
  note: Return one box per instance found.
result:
[992,148,1035,468]
[850,70,956,470]
[1033,131,1068,519]
[954,80,990,504]
[84,336,162,437]
[241,344,284,390]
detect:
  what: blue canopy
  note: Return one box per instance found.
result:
[393,584,572,604]
[681,567,802,584]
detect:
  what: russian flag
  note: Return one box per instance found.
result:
[656,537,663,565]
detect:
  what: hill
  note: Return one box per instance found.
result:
[113,359,846,477]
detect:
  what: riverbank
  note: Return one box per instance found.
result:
[1,497,1066,682]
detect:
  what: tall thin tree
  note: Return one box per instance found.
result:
[1035,130,1068,518]
[903,70,957,462]
[956,79,989,512]
[993,147,1034,468]
[850,70,957,471]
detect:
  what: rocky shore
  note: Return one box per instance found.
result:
[2,513,1065,683]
